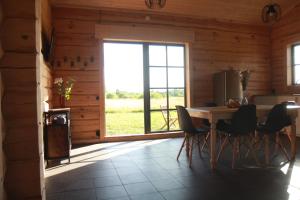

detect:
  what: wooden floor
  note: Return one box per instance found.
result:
[45,138,300,200]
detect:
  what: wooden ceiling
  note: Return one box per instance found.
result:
[50,0,300,25]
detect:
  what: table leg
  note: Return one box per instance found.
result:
[210,123,217,170]
[290,121,297,160]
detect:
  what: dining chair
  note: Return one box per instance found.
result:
[176,105,210,167]
[256,103,292,164]
[160,105,178,130]
[216,104,259,169]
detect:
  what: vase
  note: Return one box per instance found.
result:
[241,90,248,105]
[59,95,65,108]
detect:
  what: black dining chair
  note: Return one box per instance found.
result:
[176,105,210,167]
[256,103,292,164]
[216,104,259,168]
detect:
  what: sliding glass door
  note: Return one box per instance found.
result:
[104,42,185,136]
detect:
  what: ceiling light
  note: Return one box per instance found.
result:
[262,3,281,23]
[145,0,166,9]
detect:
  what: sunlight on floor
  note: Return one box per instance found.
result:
[45,139,169,178]
[287,164,300,200]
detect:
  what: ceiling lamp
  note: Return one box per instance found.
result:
[145,0,166,9]
[262,3,281,23]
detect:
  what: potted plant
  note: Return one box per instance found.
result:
[54,77,75,108]
[240,70,251,105]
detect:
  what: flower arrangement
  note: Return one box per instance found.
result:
[240,69,251,91]
[54,77,75,107]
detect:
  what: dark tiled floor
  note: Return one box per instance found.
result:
[45,138,300,200]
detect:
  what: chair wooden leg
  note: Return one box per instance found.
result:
[247,136,260,166]
[186,134,190,157]
[201,132,210,152]
[170,119,177,128]
[278,136,290,161]
[197,135,203,158]
[189,136,194,167]
[264,134,270,165]
[217,135,228,161]
[177,136,187,160]
[232,137,239,169]
[231,137,239,169]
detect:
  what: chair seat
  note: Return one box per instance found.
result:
[195,126,210,134]
[216,120,234,135]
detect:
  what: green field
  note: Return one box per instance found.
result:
[105,98,183,136]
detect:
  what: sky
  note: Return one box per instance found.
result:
[104,43,184,93]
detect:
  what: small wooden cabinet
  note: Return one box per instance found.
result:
[43,108,71,163]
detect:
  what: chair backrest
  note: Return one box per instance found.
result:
[176,105,197,133]
[265,103,291,133]
[231,104,257,135]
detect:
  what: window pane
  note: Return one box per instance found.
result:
[167,46,184,66]
[151,111,168,132]
[150,67,166,88]
[150,89,167,110]
[168,68,184,88]
[294,65,300,84]
[294,45,300,64]
[169,89,185,109]
[149,45,166,66]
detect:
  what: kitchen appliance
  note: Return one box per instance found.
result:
[213,70,242,106]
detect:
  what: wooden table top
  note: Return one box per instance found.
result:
[188,105,300,114]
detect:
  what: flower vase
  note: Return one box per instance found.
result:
[59,95,65,108]
[241,90,248,105]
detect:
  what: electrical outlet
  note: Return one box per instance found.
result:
[96,130,100,137]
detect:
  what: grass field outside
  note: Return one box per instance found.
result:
[105,97,183,136]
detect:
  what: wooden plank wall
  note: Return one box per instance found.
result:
[271,4,300,94]
[52,7,272,144]
[0,0,43,199]
[41,0,53,109]
[0,2,6,199]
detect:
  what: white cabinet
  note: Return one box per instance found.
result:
[254,95,300,136]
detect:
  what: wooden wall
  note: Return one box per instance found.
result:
[41,0,53,110]
[0,1,6,199]
[0,0,44,199]
[52,7,272,144]
[271,4,300,94]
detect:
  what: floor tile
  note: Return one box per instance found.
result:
[119,172,148,184]
[124,182,157,195]
[64,179,94,191]
[95,186,128,200]
[94,176,122,188]
[63,189,97,200]
[130,192,165,200]
[150,178,185,191]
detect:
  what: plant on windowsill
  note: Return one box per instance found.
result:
[54,77,75,108]
[240,69,251,105]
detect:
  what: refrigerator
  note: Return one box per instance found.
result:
[213,70,242,106]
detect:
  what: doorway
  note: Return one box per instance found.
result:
[104,42,186,136]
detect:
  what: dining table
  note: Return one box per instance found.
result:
[187,105,300,170]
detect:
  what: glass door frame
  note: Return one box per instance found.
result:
[103,40,186,135]
[143,43,186,133]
